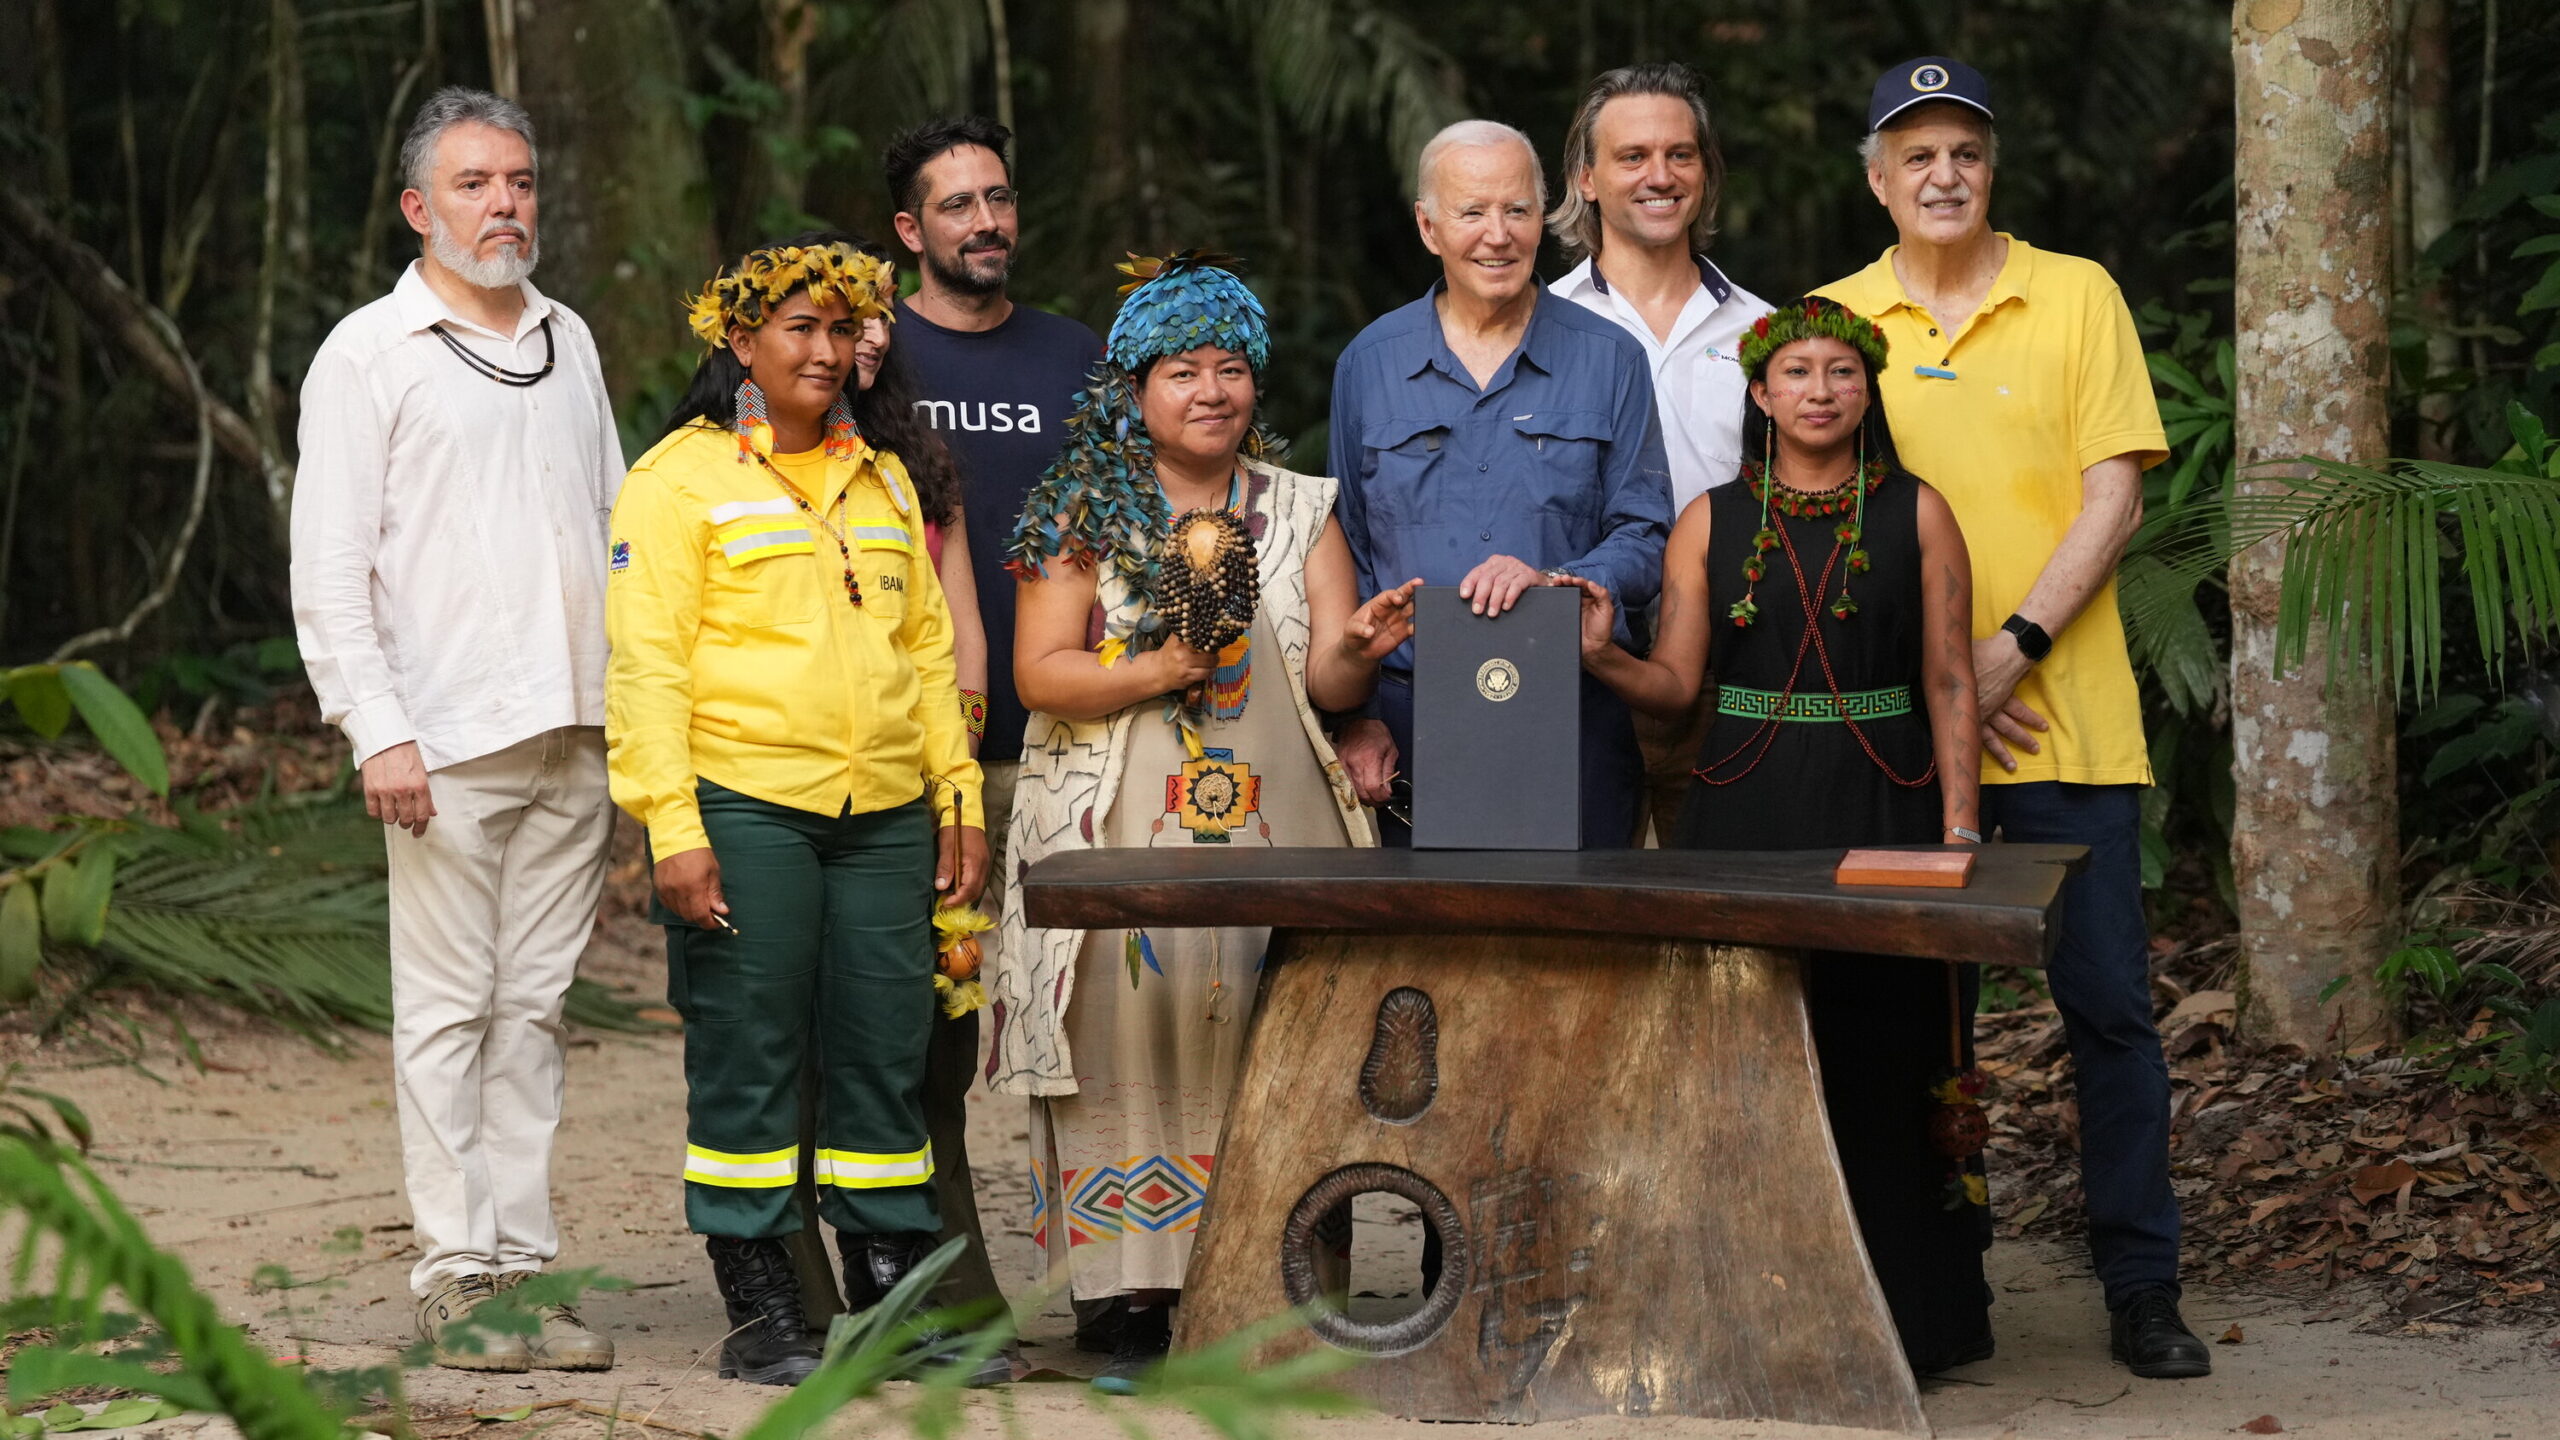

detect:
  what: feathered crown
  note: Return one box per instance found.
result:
[1004,250,1279,613]
[1737,296,1890,378]
[1105,251,1270,372]
[684,243,895,348]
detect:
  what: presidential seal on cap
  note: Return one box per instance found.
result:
[1867,56,1995,134]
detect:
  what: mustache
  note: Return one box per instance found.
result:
[959,231,1011,255]
[479,219,531,242]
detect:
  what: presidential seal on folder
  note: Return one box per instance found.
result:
[1411,584,1580,850]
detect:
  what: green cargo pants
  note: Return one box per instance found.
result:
[660,782,941,1239]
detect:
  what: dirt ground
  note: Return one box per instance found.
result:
[16,914,2560,1440]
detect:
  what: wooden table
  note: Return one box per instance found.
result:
[1022,845,2085,1434]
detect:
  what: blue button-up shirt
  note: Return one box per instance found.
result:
[1328,284,1672,674]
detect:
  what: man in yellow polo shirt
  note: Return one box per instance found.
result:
[1818,57,2207,1381]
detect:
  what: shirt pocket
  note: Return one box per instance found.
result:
[1509,408,1613,519]
[1358,416,1450,530]
[707,499,822,627]
[852,523,917,623]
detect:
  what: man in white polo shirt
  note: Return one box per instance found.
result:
[1548,61,1769,843]
[291,86,621,1373]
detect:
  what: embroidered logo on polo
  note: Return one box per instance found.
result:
[609,539,630,573]
[1911,63,1951,92]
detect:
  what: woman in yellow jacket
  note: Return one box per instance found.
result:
[606,235,985,1386]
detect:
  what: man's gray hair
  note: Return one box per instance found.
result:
[400,86,538,196]
[1415,120,1545,210]
[1858,106,1999,171]
[1546,62,1725,262]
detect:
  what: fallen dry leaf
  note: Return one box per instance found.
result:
[2247,1194,2298,1226]
[2514,1125,2560,1189]
[2219,1323,2245,1344]
[2350,1159,2419,1207]
[2240,1416,2284,1435]
[2165,988,2238,1031]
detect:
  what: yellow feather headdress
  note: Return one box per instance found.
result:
[683,242,895,349]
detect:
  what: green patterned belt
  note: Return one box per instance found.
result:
[1716,683,1915,723]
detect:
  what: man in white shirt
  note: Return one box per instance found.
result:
[290,87,622,1373]
[1547,61,1770,844]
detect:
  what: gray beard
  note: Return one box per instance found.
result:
[429,211,540,290]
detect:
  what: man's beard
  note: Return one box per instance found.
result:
[924,230,1013,297]
[430,210,540,290]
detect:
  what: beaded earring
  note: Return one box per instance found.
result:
[1730,421,1776,628]
[821,393,860,460]
[1831,430,1869,621]
[731,377,772,463]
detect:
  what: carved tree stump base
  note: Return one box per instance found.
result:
[1172,930,1930,1434]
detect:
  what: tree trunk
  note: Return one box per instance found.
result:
[985,0,1015,140]
[743,0,818,230]
[1072,0,1133,264]
[248,0,302,541]
[515,0,720,429]
[484,0,521,98]
[2230,0,2402,1051]
[2406,0,2460,460]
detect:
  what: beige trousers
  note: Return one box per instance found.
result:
[386,726,613,1295]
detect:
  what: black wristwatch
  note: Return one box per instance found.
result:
[2001,613,2053,663]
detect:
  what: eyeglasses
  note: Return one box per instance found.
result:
[931,186,1020,218]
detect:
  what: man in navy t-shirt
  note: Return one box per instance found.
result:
[886,116,1103,768]
[879,112,1101,1335]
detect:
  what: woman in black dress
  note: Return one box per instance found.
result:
[1564,295,1989,1373]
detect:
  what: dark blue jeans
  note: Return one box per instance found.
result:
[1981,781,2181,1306]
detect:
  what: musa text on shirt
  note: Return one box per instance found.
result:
[912,399,1044,433]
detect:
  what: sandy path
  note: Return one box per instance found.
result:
[20,923,2559,1440]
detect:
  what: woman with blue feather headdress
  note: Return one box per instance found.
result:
[988,253,1420,1387]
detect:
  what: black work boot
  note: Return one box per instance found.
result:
[2109,1287,2211,1378]
[707,1236,825,1386]
[1091,1300,1171,1394]
[840,1231,1008,1386]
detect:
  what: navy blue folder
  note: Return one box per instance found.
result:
[1410,584,1582,850]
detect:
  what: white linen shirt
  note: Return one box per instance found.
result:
[1552,254,1770,515]
[291,261,624,770]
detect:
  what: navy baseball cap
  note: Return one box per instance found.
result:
[1867,57,1995,133]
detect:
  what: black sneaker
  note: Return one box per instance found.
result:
[707,1237,825,1386]
[2109,1288,2211,1379]
[1090,1301,1171,1394]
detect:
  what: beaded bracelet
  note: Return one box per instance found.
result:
[961,689,988,740]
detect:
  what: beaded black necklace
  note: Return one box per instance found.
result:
[429,318,556,387]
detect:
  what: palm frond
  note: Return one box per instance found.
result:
[22,793,650,1040]
[2118,554,2222,715]
[875,0,987,119]
[2128,457,2560,697]
[1247,0,1466,189]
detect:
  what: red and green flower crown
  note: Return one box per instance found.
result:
[1737,297,1890,379]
